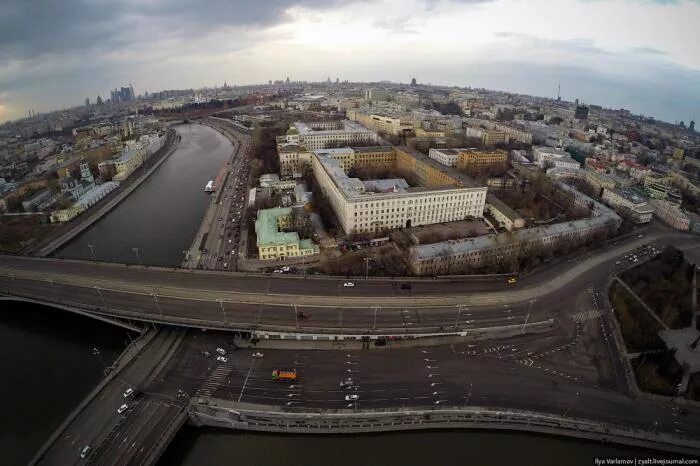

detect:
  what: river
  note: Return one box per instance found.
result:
[2,122,660,465]
[56,123,232,267]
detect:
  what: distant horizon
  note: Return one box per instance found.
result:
[1,76,696,129]
[2,0,699,126]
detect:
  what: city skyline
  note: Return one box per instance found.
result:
[1,0,699,125]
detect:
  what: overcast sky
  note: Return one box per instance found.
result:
[1,0,698,124]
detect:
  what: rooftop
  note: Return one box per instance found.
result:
[255,207,301,246]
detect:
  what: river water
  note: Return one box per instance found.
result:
[56,123,231,266]
[2,123,657,465]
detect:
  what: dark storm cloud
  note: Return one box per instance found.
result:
[0,0,351,62]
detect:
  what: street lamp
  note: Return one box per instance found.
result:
[293,304,299,329]
[455,305,467,330]
[219,299,227,324]
[132,247,142,266]
[364,257,372,281]
[372,305,380,331]
[95,286,106,308]
[521,299,535,333]
[563,391,580,417]
[152,293,162,317]
[87,244,97,261]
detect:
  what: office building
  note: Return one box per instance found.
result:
[255,207,318,260]
[601,187,654,224]
[278,120,378,151]
[310,146,488,235]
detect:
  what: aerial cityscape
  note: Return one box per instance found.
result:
[1,1,699,465]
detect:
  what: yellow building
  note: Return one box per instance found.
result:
[414,128,446,138]
[455,149,508,174]
[255,207,318,260]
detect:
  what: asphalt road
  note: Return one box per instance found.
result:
[187,119,251,272]
[1,228,698,334]
[37,328,185,466]
[168,331,700,441]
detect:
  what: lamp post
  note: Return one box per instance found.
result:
[95,286,106,308]
[455,305,467,330]
[372,305,380,331]
[87,244,97,261]
[152,293,162,318]
[219,299,227,324]
[364,257,372,281]
[132,247,142,266]
[521,299,535,333]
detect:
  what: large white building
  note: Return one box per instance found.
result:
[601,187,654,224]
[409,182,621,275]
[279,121,379,151]
[310,147,488,234]
[532,146,580,170]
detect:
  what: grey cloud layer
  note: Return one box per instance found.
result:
[0,0,351,62]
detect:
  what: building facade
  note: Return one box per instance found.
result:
[311,147,488,234]
[255,207,318,260]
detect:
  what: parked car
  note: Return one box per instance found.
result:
[117,404,129,415]
[216,347,227,355]
[80,446,91,459]
[343,282,355,288]
[507,278,517,284]
[252,352,264,358]
[123,388,134,398]
[216,356,228,363]
[345,394,359,401]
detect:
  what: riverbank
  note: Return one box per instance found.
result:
[188,399,700,457]
[26,129,181,257]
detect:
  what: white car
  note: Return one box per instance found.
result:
[80,446,91,459]
[216,347,227,355]
[252,352,264,358]
[343,282,355,288]
[339,379,353,387]
[123,388,134,398]
[217,356,228,363]
[117,404,129,415]
[345,394,359,401]
[281,266,290,272]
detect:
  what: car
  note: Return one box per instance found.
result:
[507,278,517,284]
[216,356,228,363]
[252,352,264,358]
[345,394,359,401]
[223,262,228,268]
[339,379,353,387]
[400,283,412,290]
[216,347,227,355]
[123,388,134,398]
[203,351,211,358]
[228,239,232,243]
[343,282,355,287]
[117,404,129,415]
[273,269,283,273]
[80,446,91,459]
[615,261,621,265]
[281,266,290,272]
[637,234,644,238]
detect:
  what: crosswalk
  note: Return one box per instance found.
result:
[572,309,602,322]
[196,362,235,397]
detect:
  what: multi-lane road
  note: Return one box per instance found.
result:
[183,119,251,272]
[1,227,698,335]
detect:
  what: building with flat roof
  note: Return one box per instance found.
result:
[347,110,414,136]
[311,146,488,235]
[650,199,690,231]
[601,187,654,224]
[428,148,508,174]
[255,207,318,260]
[485,194,525,231]
[409,181,620,275]
[278,120,379,151]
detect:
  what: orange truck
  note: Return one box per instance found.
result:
[272,369,297,381]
